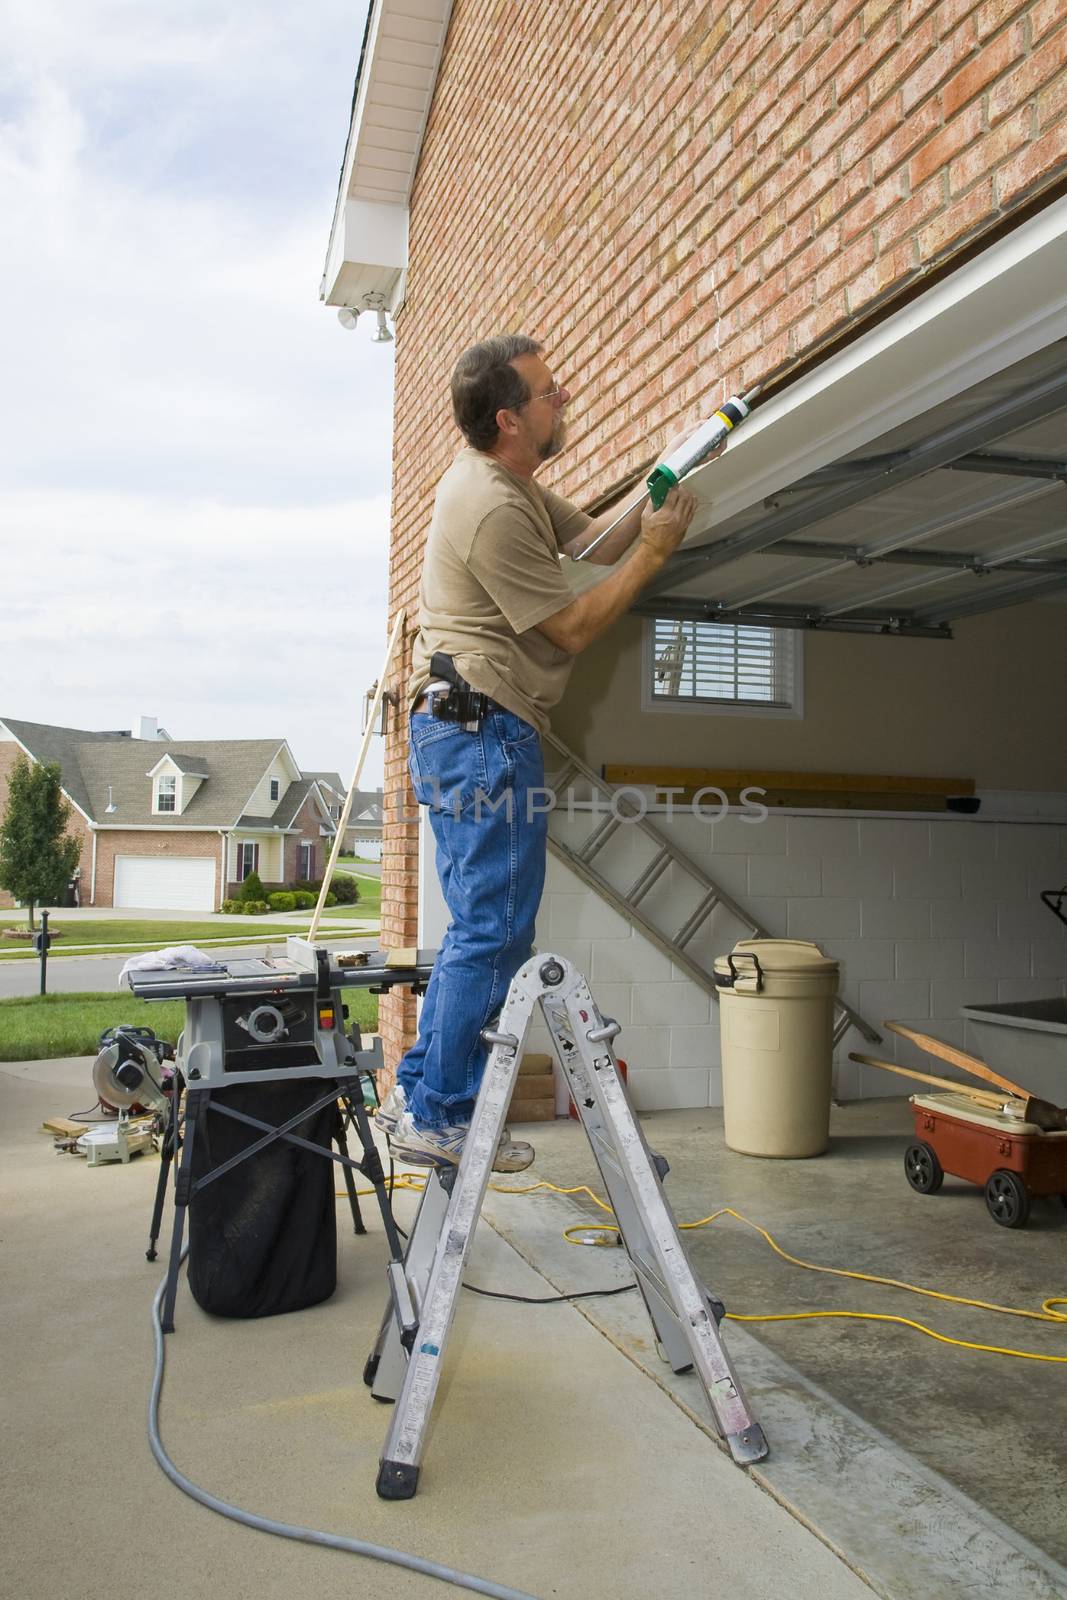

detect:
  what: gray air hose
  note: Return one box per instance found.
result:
[149,1259,540,1600]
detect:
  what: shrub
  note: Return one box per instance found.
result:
[268,892,297,912]
[242,900,269,915]
[328,875,360,905]
[239,870,266,902]
[325,892,337,907]
[292,891,316,910]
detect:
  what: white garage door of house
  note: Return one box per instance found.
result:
[113,856,216,911]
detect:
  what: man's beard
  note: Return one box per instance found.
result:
[538,418,566,460]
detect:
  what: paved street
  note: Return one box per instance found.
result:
[0,934,379,1000]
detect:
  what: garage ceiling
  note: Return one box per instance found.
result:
[634,339,1067,639]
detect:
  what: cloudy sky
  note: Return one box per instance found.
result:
[1,0,394,784]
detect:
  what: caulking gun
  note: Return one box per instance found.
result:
[573,383,762,562]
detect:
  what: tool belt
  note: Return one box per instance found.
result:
[418,653,498,730]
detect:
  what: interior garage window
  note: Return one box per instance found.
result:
[647,619,800,713]
[156,775,177,812]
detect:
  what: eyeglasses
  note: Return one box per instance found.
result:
[523,383,565,408]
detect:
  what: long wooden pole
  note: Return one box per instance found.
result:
[849,1052,1017,1109]
[308,609,407,944]
[882,1021,1032,1100]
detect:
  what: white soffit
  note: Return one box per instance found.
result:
[680,194,1067,533]
[322,0,454,310]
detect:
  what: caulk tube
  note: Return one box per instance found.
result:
[645,392,756,508]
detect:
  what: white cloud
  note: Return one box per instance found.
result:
[6,489,393,773]
[1,0,398,782]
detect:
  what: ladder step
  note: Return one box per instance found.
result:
[625,848,671,907]
[578,815,622,863]
[672,891,720,948]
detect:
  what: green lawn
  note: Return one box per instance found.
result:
[0,914,376,961]
[0,989,379,1063]
[1,918,302,948]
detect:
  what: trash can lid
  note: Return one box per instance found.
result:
[714,938,839,976]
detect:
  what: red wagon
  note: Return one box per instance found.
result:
[905,1091,1067,1229]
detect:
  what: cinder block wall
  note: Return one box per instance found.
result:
[380,0,1067,1072]
[523,811,1067,1108]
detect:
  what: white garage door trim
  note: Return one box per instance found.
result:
[113,856,217,912]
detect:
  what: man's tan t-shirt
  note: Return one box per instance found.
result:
[409,449,591,734]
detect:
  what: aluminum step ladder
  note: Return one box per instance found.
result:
[542,732,880,1050]
[366,953,769,1499]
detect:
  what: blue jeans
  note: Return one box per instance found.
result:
[396,708,548,1129]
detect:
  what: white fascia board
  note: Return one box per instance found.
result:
[323,198,408,308]
[681,195,1067,539]
[321,0,453,310]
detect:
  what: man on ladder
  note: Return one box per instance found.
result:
[378,334,696,1171]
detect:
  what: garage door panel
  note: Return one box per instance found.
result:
[113,856,216,911]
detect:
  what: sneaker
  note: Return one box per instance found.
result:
[373,1082,406,1135]
[389,1109,535,1173]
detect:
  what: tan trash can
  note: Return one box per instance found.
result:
[714,939,839,1158]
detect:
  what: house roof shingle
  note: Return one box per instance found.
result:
[4,719,339,833]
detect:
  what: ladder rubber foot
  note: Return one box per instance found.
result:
[727,1423,769,1466]
[377,1460,420,1499]
[363,1353,379,1387]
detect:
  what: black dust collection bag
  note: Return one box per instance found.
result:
[187,1078,339,1319]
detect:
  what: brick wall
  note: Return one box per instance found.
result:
[0,740,93,911]
[379,0,1067,1068]
[94,829,223,907]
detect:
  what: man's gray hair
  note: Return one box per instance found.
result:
[451,335,542,450]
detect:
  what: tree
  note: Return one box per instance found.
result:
[0,755,81,929]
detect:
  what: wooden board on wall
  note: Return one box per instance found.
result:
[603,766,976,813]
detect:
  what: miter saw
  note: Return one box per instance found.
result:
[74,1031,174,1167]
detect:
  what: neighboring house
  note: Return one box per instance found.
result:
[0,717,336,911]
[306,772,386,860]
[323,2,1067,1099]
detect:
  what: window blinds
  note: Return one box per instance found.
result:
[652,619,794,707]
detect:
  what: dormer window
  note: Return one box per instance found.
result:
[270,778,280,801]
[157,775,177,813]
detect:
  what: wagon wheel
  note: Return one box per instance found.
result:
[904,1141,943,1194]
[984,1169,1031,1229]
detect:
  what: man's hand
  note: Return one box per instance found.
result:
[638,487,697,561]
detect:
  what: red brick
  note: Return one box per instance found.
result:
[901,37,960,112]
[878,177,947,248]
[1036,66,1067,131]
[972,0,1030,41]
[837,15,900,103]
[1030,0,1067,44]
[839,170,909,242]
[918,177,997,255]
[910,100,984,185]
[949,104,1032,191]
[872,95,943,179]
[942,24,1025,119]
[988,26,1067,126]
[996,121,1067,203]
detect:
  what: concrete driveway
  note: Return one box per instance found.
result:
[3,1056,879,1600]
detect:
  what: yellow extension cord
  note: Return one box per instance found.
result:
[340,1173,1066,1366]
